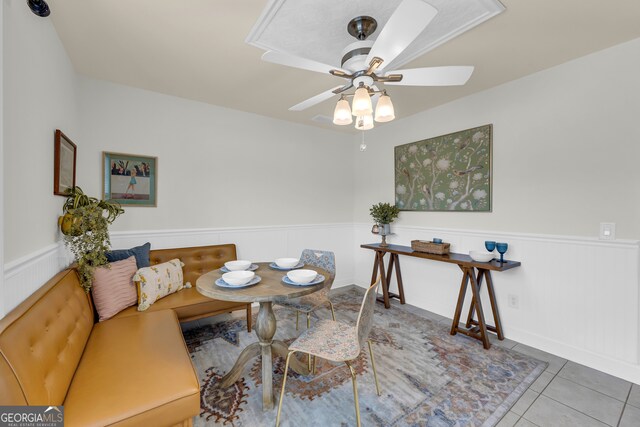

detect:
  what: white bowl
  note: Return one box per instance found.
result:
[275,257,299,268]
[287,269,318,284]
[225,260,252,271]
[222,271,255,286]
[469,251,494,263]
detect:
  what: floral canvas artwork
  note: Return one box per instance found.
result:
[394,125,492,212]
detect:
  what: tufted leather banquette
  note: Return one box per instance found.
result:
[0,243,252,426]
[110,244,251,329]
[0,269,200,426]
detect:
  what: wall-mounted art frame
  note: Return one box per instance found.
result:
[394,124,493,212]
[103,152,157,207]
[54,129,77,196]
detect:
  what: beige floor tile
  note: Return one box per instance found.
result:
[511,389,539,416]
[542,376,623,426]
[529,370,555,393]
[627,384,640,408]
[496,411,520,427]
[557,361,630,401]
[524,395,608,427]
[619,404,640,427]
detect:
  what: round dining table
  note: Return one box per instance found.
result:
[196,262,333,411]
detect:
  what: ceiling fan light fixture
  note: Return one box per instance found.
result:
[374,92,395,123]
[333,97,353,125]
[352,85,373,116]
[355,114,374,131]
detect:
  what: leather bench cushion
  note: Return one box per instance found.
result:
[112,286,246,320]
[64,310,199,427]
[0,269,93,405]
[149,244,238,286]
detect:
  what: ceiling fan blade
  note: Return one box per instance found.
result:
[262,51,346,75]
[385,66,474,86]
[289,86,343,111]
[367,0,438,70]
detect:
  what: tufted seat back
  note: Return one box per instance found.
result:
[0,269,93,405]
[148,244,237,286]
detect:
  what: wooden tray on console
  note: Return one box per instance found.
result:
[411,240,450,255]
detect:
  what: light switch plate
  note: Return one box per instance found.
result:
[599,223,616,240]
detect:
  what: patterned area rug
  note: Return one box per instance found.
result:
[185,287,546,426]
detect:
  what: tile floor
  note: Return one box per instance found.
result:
[183,286,640,427]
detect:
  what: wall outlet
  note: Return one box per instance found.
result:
[599,223,616,240]
[508,294,519,309]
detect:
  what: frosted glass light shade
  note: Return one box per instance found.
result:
[352,86,373,116]
[354,114,374,130]
[333,98,353,125]
[374,94,395,122]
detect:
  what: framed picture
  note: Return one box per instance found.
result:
[54,130,77,196]
[394,124,493,212]
[103,152,157,207]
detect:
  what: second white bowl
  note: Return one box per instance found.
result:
[469,251,494,263]
[287,269,317,284]
[275,257,299,268]
[222,271,255,286]
[225,260,252,271]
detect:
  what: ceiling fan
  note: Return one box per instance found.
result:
[261,0,474,129]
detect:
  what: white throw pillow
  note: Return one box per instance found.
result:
[133,258,190,311]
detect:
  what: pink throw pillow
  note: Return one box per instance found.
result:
[92,256,138,321]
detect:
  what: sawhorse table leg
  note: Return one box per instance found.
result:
[370,251,406,308]
[464,269,505,340]
[450,266,503,349]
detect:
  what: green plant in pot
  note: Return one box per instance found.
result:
[59,187,124,292]
[370,202,400,246]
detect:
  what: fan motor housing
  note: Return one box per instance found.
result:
[341,40,374,72]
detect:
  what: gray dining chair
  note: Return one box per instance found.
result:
[275,249,337,330]
[275,278,382,427]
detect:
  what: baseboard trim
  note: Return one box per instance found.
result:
[505,326,640,384]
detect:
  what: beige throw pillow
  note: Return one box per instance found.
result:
[92,256,138,322]
[133,258,189,311]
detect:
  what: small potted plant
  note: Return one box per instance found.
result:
[58,187,124,292]
[370,202,400,246]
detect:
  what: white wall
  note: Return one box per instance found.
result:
[352,38,640,382]
[2,0,80,314]
[354,38,640,240]
[0,0,5,318]
[76,77,354,233]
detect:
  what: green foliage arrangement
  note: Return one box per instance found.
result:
[60,187,124,292]
[369,202,400,225]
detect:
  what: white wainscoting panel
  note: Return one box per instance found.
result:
[111,223,355,287]
[3,242,74,314]
[354,223,640,382]
[4,222,639,383]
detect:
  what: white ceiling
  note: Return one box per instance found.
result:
[49,0,640,132]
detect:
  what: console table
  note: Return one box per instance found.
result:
[361,243,521,349]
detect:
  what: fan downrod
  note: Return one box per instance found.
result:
[347,16,377,41]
